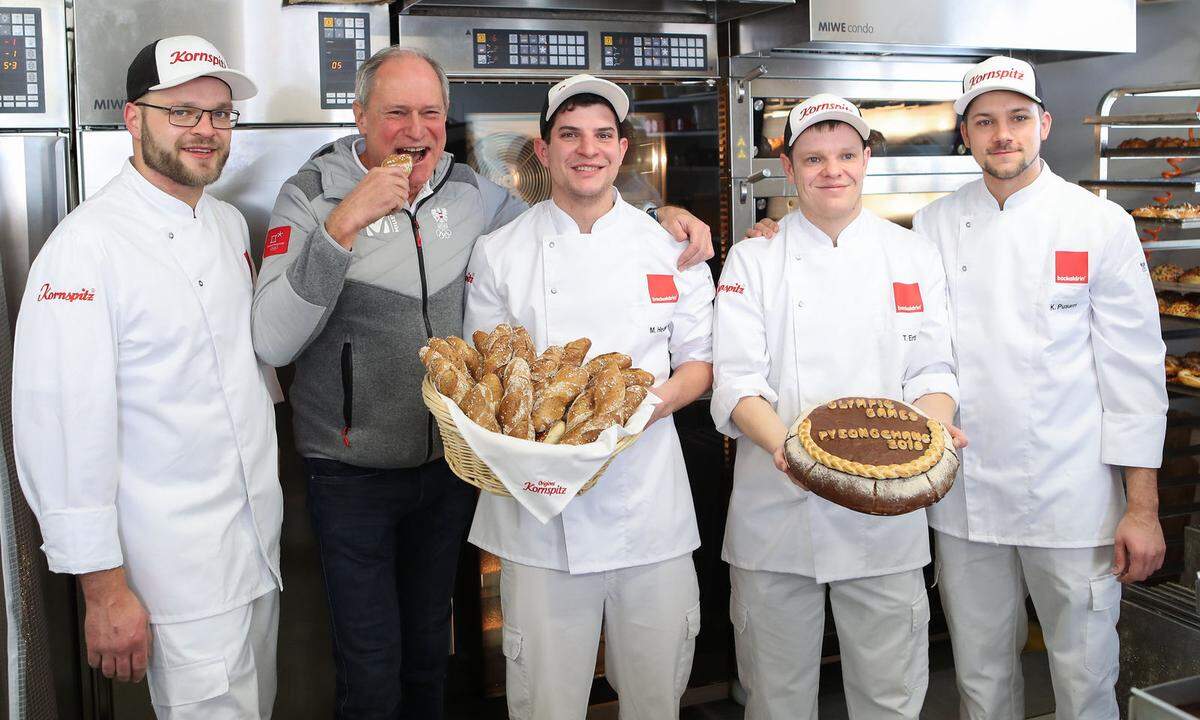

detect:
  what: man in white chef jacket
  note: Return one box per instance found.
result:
[910,57,1168,720]
[462,75,715,720]
[711,95,963,720]
[12,36,282,719]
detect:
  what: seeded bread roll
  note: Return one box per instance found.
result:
[419,347,472,405]
[498,357,534,440]
[429,337,469,376]
[622,368,655,388]
[513,326,537,367]
[531,345,564,392]
[585,352,633,374]
[620,384,648,424]
[532,365,589,433]
[561,338,592,367]
[447,336,483,380]
[461,375,502,432]
[482,324,515,377]
[565,388,595,432]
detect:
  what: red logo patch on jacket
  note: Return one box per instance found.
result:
[1055,251,1088,284]
[893,282,923,313]
[263,226,291,258]
[647,274,678,303]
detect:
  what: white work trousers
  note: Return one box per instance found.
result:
[730,566,930,720]
[934,531,1121,720]
[147,589,278,720]
[499,554,701,720]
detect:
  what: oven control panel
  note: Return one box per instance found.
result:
[473,29,588,70]
[0,7,42,112]
[319,11,370,109]
[601,32,707,71]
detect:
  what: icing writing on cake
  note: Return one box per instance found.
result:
[816,399,931,451]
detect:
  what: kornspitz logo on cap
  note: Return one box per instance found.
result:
[168,49,228,68]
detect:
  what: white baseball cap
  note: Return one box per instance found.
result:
[954,56,1042,116]
[127,35,257,102]
[784,94,871,148]
[542,74,630,129]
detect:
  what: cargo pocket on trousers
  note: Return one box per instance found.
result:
[905,592,931,694]
[148,657,229,707]
[674,603,702,697]
[1084,574,1121,675]
[503,624,532,720]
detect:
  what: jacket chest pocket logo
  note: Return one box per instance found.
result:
[893,282,923,313]
[1055,251,1088,284]
[647,274,679,304]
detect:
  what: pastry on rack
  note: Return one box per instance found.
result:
[1166,354,1182,381]
[1151,263,1185,282]
[1117,138,1149,149]
[1178,267,1200,285]
[1176,368,1200,389]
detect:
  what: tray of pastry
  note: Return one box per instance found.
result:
[1106,136,1200,158]
[1133,205,1200,226]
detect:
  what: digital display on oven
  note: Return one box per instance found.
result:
[0,7,43,113]
[601,32,706,71]
[473,29,588,70]
[319,11,369,109]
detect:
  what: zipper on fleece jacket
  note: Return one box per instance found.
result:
[404,160,455,463]
[340,342,353,447]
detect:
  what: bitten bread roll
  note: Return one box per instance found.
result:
[429,337,469,376]
[622,368,654,388]
[461,378,501,432]
[589,363,626,418]
[619,384,648,424]
[498,357,534,440]
[447,336,483,380]
[561,338,592,367]
[585,352,633,373]
[532,366,589,433]
[381,153,413,174]
[513,326,537,366]
[483,324,515,376]
[420,348,472,405]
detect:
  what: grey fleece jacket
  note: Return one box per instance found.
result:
[252,135,527,468]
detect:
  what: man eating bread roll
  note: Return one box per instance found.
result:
[710,94,966,720]
[461,74,715,720]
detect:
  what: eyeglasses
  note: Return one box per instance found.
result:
[135,102,241,129]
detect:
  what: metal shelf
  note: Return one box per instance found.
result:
[1103,147,1200,159]
[1136,216,1200,230]
[1168,383,1200,398]
[1155,281,1200,293]
[1079,178,1200,191]
[1161,316,1200,339]
[1142,239,1200,251]
[1083,112,1200,126]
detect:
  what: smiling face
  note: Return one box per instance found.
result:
[961,89,1051,182]
[781,121,870,223]
[535,100,628,206]
[354,54,447,193]
[128,76,233,190]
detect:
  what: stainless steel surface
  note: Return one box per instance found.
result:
[737,168,771,204]
[1130,677,1200,720]
[73,0,388,126]
[1106,148,1200,159]
[399,0,794,22]
[725,54,980,239]
[397,15,718,79]
[734,64,765,103]
[78,127,353,256]
[0,0,69,129]
[0,132,68,328]
[1079,179,1200,191]
[1144,241,1200,251]
[731,0,1136,56]
[1119,588,1200,719]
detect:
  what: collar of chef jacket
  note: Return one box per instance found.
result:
[545,187,624,235]
[969,159,1055,213]
[783,205,874,249]
[118,158,213,220]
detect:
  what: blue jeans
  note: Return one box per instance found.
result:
[305,457,476,720]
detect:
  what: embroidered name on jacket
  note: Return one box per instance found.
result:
[647,274,678,303]
[1055,251,1088,284]
[893,282,923,313]
[37,284,95,303]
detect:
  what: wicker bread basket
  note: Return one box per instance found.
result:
[421,376,641,496]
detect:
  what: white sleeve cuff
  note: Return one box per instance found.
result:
[39,506,124,575]
[711,374,778,439]
[903,372,959,407]
[1101,411,1166,469]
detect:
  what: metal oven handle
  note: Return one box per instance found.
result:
[736,65,767,103]
[738,169,773,204]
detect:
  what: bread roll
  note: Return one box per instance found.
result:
[620,384,648,424]
[1177,368,1200,389]
[429,337,469,376]
[531,365,587,432]
[531,345,564,391]
[565,388,594,431]
[622,368,654,388]
[513,326,537,366]
[589,363,626,419]
[1178,267,1200,285]
[585,352,633,374]
[560,415,613,445]
[448,336,483,380]
[561,338,592,367]
[483,324,515,376]
[461,378,501,432]
[420,347,472,405]
[472,330,491,356]
[538,421,566,444]
[498,357,534,440]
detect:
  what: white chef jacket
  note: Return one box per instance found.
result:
[711,209,958,583]
[913,163,1167,548]
[12,160,283,623]
[463,192,715,574]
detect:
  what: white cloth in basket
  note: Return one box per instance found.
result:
[438,390,660,523]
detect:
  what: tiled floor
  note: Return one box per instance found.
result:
[674,652,1056,720]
